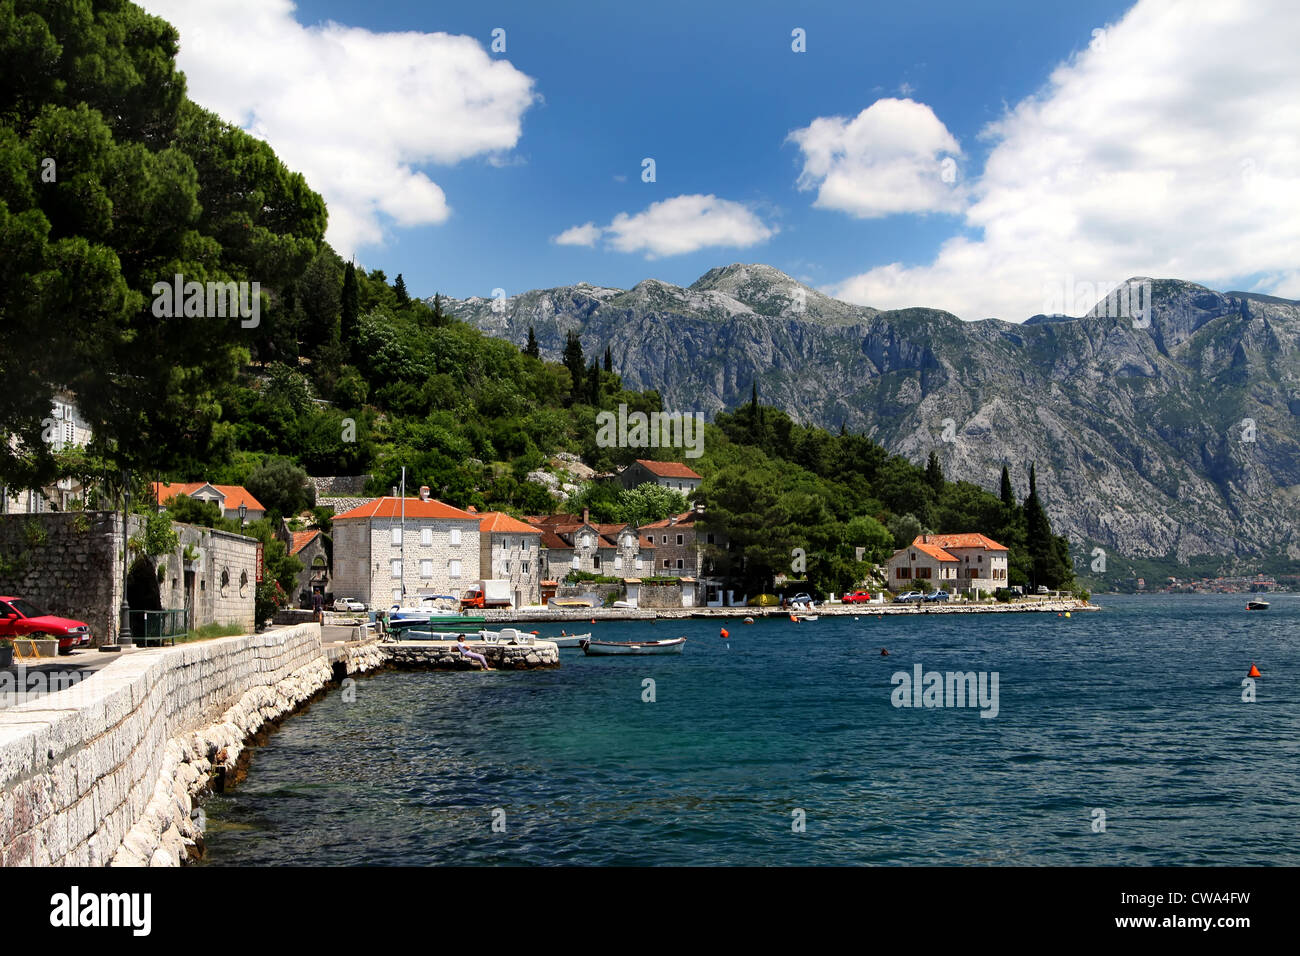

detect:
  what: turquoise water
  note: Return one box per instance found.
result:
[200,594,1300,866]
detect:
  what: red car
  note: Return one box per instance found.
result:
[843,591,874,604]
[0,596,92,653]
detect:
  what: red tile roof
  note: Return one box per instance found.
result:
[633,459,703,480]
[289,530,321,555]
[479,512,542,535]
[153,482,266,513]
[907,540,960,563]
[918,533,1008,552]
[641,511,696,529]
[333,496,479,521]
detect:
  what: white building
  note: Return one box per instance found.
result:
[475,510,544,608]
[331,490,481,608]
[1,393,94,513]
[885,533,1009,594]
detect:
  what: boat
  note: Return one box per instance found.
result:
[797,614,820,622]
[1246,600,1270,611]
[743,616,754,624]
[580,637,686,656]
[542,632,591,648]
[386,614,487,634]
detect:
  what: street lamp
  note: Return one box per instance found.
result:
[118,470,133,647]
[239,503,247,528]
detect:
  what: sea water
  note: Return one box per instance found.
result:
[200,594,1300,866]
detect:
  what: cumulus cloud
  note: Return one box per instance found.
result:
[824,0,1300,321]
[552,222,602,247]
[788,98,964,218]
[559,195,777,258]
[140,0,537,257]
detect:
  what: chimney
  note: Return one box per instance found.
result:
[582,507,590,525]
[419,485,430,501]
[466,505,478,513]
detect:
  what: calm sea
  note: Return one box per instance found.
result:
[200,594,1300,866]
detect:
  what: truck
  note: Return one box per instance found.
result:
[460,580,513,610]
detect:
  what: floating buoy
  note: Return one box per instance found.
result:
[591,618,597,624]
[880,648,889,656]
[1249,663,1261,678]
[1064,612,1071,618]
[720,628,730,639]
[790,614,799,623]
[743,616,754,624]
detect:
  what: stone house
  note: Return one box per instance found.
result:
[915,533,1009,593]
[618,459,703,496]
[528,510,654,581]
[475,510,543,608]
[0,392,94,514]
[287,529,330,606]
[330,489,481,608]
[886,537,960,591]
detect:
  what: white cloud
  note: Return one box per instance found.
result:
[552,222,602,247]
[140,0,537,257]
[788,98,964,218]
[825,0,1300,320]
[557,195,776,259]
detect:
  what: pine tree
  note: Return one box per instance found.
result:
[604,345,612,373]
[394,273,409,306]
[341,261,359,358]
[431,293,445,328]
[587,359,601,405]
[524,325,540,359]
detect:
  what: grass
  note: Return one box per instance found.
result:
[133,622,247,646]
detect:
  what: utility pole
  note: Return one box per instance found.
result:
[118,469,134,647]
[399,466,406,605]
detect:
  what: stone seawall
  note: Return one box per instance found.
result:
[0,624,333,867]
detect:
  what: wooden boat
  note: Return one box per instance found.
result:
[580,637,686,656]
[1246,600,1270,611]
[542,632,590,648]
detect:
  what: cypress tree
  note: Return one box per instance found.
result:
[604,345,612,372]
[999,464,1015,510]
[925,451,944,491]
[524,326,540,359]
[341,261,359,358]
[432,293,445,327]
[563,332,585,401]
[587,359,601,405]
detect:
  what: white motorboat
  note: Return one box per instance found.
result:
[580,637,686,656]
[541,632,591,648]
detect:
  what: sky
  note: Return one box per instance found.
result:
[140,0,1300,322]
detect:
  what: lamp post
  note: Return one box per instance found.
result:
[118,470,133,647]
[239,503,247,529]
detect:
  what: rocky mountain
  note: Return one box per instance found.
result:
[439,265,1300,565]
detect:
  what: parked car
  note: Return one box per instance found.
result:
[923,590,951,602]
[894,591,925,603]
[333,598,366,612]
[0,596,92,653]
[843,591,874,604]
[1036,585,1051,595]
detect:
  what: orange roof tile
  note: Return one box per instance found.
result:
[479,512,542,535]
[633,459,703,480]
[333,496,479,521]
[919,533,1008,552]
[907,540,960,562]
[153,481,265,513]
[289,530,320,555]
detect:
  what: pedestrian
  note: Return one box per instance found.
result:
[457,635,493,671]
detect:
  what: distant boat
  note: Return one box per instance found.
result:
[543,632,590,648]
[1246,600,1270,611]
[580,637,686,656]
[795,614,820,622]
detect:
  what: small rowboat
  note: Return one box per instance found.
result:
[1246,600,1270,611]
[543,632,591,648]
[580,637,686,656]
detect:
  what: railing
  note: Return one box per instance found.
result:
[128,608,190,644]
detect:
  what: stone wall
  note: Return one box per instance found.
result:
[0,511,142,645]
[309,475,371,496]
[637,582,684,608]
[0,623,329,866]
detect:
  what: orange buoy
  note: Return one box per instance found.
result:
[720,628,730,639]
[789,614,798,623]
[591,618,597,624]
[1248,663,1261,678]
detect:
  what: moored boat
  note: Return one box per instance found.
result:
[1246,600,1270,611]
[542,632,591,648]
[580,637,686,656]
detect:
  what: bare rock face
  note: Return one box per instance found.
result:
[441,267,1300,564]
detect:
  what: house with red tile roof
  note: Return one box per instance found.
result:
[287,529,330,606]
[153,481,265,522]
[330,487,481,607]
[618,459,703,496]
[477,511,543,607]
[527,508,653,581]
[886,533,1008,594]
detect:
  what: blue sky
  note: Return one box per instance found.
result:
[144,0,1300,320]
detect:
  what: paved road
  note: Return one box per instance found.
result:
[0,646,135,709]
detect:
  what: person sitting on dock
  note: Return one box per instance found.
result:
[456,635,493,671]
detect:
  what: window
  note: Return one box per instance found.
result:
[448,559,462,578]
[663,559,670,569]
[706,533,715,545]
[896,568,908,579]
[522,538,530,551]
[391,559,402,578]
[581,534,591,548]
[391,527,402,546]
[502,538,511,551]
[593,555,601,569]
[676,534,683,545]
[522,562,530,574]
[676,559,683,569]
[450,528,462,546]
[662,535,668,544]
[571,556,580,569]
[393,589,402,603]
[504,561,511,574]
[635,557,643,571]
[421,527,432,547]
[420,560,432,579]
[615,556,622,570]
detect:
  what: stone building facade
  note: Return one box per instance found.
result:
[476,511,542,608]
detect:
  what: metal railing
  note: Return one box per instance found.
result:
[128,608,190,643]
